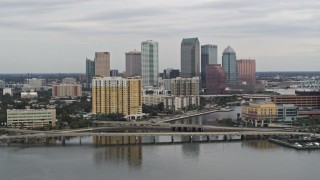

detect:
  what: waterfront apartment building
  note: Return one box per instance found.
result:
[205,64,227,94]
[201,44,218,88]
[181,38,200,78]
[142,95,200,112]
[86,58,95,88]
[237,59,256,84]
[222,46,237,83]
[170,77,199,96]
[52,83,82,98]
[95,52,110,77]
[7,109,56,129]
[126,50,142,77]
[141,40,159,86]
[92,76,142,116]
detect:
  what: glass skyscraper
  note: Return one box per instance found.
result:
[141,40,159,86]
[222,46,237,83]
[201,44,218,88]
[181,38,200,78]
[85,58,95,88]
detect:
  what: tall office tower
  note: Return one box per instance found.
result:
[92,76,142,116]
[201,44,218,88]
[181,38,200,78]
[237,59,256,84]
[126,50,142,77]
[86,58,95,88]
[95,52,110,77]
[222,46,237,83]
[205,64,227,94]
[170,77,200,96]
[141,40,159,86]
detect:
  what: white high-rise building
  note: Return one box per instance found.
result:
[141,40,159,87]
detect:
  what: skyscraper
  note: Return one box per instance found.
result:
[237,59,256,84]
[141,40,159,86]
[181,38,200,78]
[222,46,237,83]
[205,64,227,94]
[85,58,95,88]
[95,52,110,77]
[201,44,218,88]
[125,50,141,77]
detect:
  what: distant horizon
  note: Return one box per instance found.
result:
[1,70,320,75]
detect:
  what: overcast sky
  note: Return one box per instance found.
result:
[0,0,319,73]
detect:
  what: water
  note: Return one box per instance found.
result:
[1,141,319,180]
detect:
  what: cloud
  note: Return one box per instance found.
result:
[0,0,319,73]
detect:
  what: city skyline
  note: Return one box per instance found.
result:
[0,0,319,73]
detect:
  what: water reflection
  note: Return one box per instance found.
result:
[94,146,142,168]
[242,140,278,151]
[182,143,200,159]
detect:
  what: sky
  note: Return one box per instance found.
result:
[0,0,319,73]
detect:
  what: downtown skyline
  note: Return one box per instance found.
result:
[0,0,319,73]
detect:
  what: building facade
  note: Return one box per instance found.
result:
[271,94,320,109]
[7,109,56,129]
[205,64,227,94]
[95,52,110,77]
[201,44,218,88]
[52,83,82,98]
[110,70,119,77]
[181,38,200,78]
[163,68,180,79]
[222,46,237,83]
[277,104,298,122]
[141,40,159,86]
[126,50,142,77]
[242,102,277,127]
[170,77,199,96]
[86,58,95,88]
[3,88,12,96]
[92,76,142,116]
[237,59,256,84]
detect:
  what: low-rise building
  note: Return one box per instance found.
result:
[3,88,12,96]
[7,109,56,129]
[21,91,38,99]
[277,104,298,122]
[242,101,277,127]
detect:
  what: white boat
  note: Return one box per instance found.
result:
[294,142,302,147]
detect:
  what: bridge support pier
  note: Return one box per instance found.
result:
[171,136,174,143]
[79,137,82,145]
[153,136,156,144]
[224,135,228,141]
[206,135,210,142]
[62,137,66,146]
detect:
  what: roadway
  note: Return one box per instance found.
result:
[0,131,311,141]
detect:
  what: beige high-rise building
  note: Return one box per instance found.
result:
[95,52,110,77]
[170,77,200,96]
[126,50,141,77]
[92,76,142,116]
